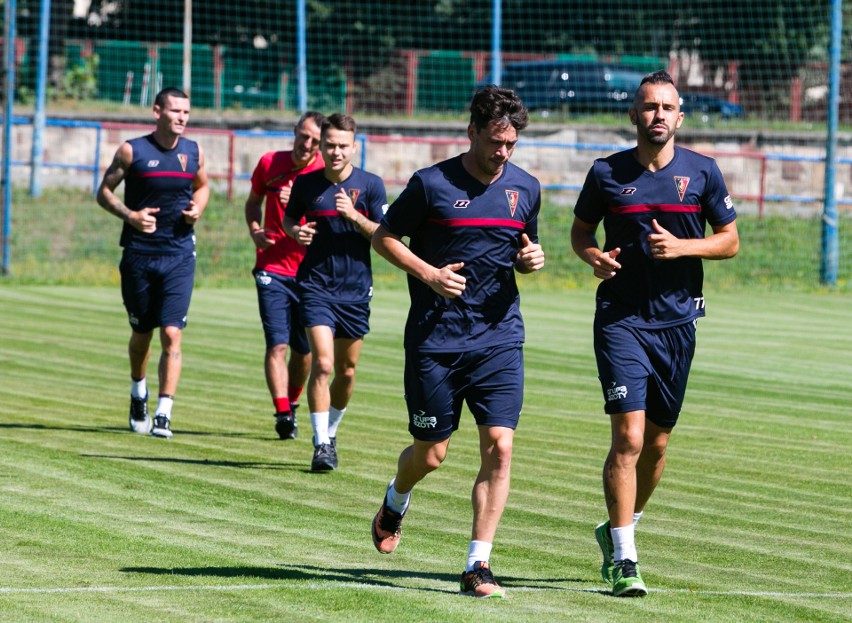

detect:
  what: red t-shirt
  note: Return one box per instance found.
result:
[250,150,325,276]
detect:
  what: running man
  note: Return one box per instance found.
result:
[572,70,739,596]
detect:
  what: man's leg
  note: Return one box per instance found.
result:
[128,330,154,433]
[151,325,182,439]
[129,329,153,381]
[306,325,337,470]
[471,425,514,544]
[635,420,672,513]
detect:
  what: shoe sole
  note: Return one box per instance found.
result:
[311,462,334,471]
[459,589,506,599]
[129,417,152,434]
[613,583,648,597]
[151,429,173,439]
[371,514,400,554]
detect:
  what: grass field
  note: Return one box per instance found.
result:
[0,284,850,622]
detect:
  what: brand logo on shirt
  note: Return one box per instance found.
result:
[411,410,437,429]
[620,187,637,195]
[177,153,188,172]
[724,195,733,210]
[505,190,519,217]
[606,382,628,402]
[453,200,470,208]
[674,176,690,202]
[348,189,360,204]
[147,160,160,168]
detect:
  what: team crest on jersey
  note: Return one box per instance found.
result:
[674,176,690,202]
[505,190,519,216]
[348,189,360,204]
[177,153,188,172]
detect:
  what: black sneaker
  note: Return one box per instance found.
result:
[311,442,336,471]
[274,411,298,440]
[128,395,151,434]
[459,561,506,598]
[151,414,173,439]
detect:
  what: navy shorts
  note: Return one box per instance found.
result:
[253,269,310,354]
[119,250,195,333]
[593,318,697,429]
[403,342,524,442]
[299,295,370,340]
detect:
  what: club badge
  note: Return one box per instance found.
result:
[177,153,188,172]
[674,176,690,202]
[505,190,519,217]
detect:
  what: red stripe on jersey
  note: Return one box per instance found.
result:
[610,203,701,214]
[306,209,368,218]
[134,172,196,179]
[427,217,525,229]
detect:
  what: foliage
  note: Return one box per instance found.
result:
[61,53,99,100]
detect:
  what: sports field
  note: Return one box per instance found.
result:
[0,284,850,622]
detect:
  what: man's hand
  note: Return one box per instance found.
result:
[515,233,545,273]
[296,221,317,245]
[335,187,358,221]
[592,247,621,280]
[182,200,202,225]
[127,207,160,233]
[648,219,684,260]
[278,181,293,205]
[427,262,466,298]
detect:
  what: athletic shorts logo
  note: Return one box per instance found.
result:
[348,189,361,205]
[177,153,188,172]
[620,187,637,195]
[606,382,628,402]
[674,176,690,202]
[505,190,519,217]
[453,200,470,209]
[255,271,272,286]
[412,410,437,429]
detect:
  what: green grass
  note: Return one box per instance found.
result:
[0,285,850,622]
[5,188,851,291]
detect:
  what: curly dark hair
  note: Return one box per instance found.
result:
[469,85,529,133]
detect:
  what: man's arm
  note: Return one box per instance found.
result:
[571,216,622,280]
[371,224,466,298]
[96,142,159,233]
[647,218,739,260]
[245,189,274,249]
[182,145,210,225]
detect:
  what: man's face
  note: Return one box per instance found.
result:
[467,120,518,179]
[630,82,684,146]
[292,118,322,166]
[320,127,356,175]
[154,95,190,136]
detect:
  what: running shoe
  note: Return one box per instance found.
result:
[129,395,151,434]
[151,414,173,439]
[311,443,336,471]
[274,411,298,440]
[612,559,647,597]
[371,500,405,554]
[594,520,615,585]
[459,561,506,598]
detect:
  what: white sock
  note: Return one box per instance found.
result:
[155,396,174,418]
[131,377,147,399]
[328,406,346,439]
[384,478,410,515]
[466,540,492,572]
[612,524,637,563]
[311,411,330,445]
[633,511,643,526]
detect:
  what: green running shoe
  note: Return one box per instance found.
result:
[612,559,648,597]
[594,520,615,585]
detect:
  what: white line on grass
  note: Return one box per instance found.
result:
[0,583,849,600]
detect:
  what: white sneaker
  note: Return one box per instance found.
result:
[129,395,151,434]
[151,414,173,439]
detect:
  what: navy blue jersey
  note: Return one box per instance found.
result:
[382,155,541,353]
[285,167,387,303]
[574,146,736,328]
[121,134,201,255]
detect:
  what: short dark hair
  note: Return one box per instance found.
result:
[297,111,326,131]
[469,85,529,133]
[154,87,189,108]
[321,113,357,138]
[639,70,675,88]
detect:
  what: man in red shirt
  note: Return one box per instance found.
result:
[244,111,326,439]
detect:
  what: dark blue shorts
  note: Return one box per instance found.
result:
[119,250,195,333]
[253,270,310,354]
[299,296,370,340]
[403,342,524,442]
[593,318,697,429]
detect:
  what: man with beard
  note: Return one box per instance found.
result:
[571,70,739,596]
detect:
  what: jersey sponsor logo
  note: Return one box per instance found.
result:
[453,200,470,209]
[348,189,361,204]
[606,381,628,402]
[411,410,437,429]
[177,153,188,172]
[674,176,690,202]
[620,187,637,195]
[505,190,519,216]
[724,194,734,210]
[146,160,160,168]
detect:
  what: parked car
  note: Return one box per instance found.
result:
[678,92,744,120]
[491,60,645,116]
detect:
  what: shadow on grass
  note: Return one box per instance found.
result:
[83,454,302,469]
[0,422,264,438]
[119,563,589,594]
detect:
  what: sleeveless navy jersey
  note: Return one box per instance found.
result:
[120,134,201,255]
[574,146,736,328]
[285,167,388,303]
[382,155,541,353]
